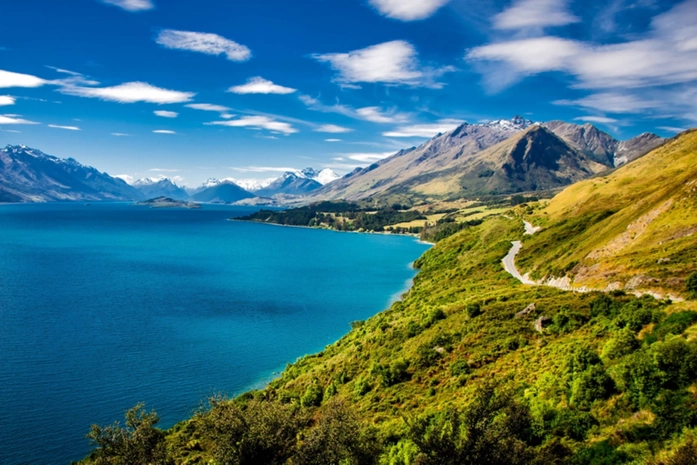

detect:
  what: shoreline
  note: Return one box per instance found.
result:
[228,218,433,244]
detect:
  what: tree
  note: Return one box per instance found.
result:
[86,404,170,465]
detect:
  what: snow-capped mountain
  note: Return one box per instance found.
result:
[0,145,141,202]
[191,180,256,203]
[301,168,340,185]
[132,177,189,200]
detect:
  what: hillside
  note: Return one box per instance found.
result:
[133,178,189,200]
[190,181,255,203]
[516,129,697,299]
[80,132,697,465]
[310,119,662,206]
[0,145,141,202]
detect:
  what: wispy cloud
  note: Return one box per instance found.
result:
[313,40,454,88]
[325,138,342,142]
[45,66,83,76]
[228,77,296,94]
[111,132,130,136]
[100,0,154,11]
[149,168,179,172]
[154,110,178,118]
[299,95,410,123]
[493,0,580,30]
[0,69,47,88]
[343,152,394,163]
[208,116,298,135]
[153,130,176,134]
[657,126,688,133]
[368,0,450,21]
[383,120,463,138]
[0,95,15,106]
[156,30,251,62]
[315,124,353,133]
[573,116,619,124]
[185,103,231,114]
[61,82,195,104]
[48,124,80,131]
[0,115,39,125]
[467,0,697,121]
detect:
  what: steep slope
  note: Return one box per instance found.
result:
[543,121,664,166]
[133,178,189,200]
[517,129,697,297]
[255,172,323,197]
[190,181,255,203]
[311,118,662,205]
[0,145,141,202]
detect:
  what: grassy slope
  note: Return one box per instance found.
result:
[517,130,697,298]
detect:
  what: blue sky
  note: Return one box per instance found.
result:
[0,0,694,186]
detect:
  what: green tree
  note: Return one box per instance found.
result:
[687,272,697,299]
[86,404,170,465]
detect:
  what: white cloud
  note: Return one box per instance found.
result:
[61,82,194,104]
[149,168,180,172]
[228,77,296,94]
[0,69,47,88]
[111,133,130,136]
[657,126,688,133]
[0,115,39,125]
[325,138,342,142]
[101,0,154,11]
[573,116,619,124]
[48,124,80,131]
[369,0,450,21]
[554,93,657,113]
[356,106,409,123]
[383,120,463,138]
[156,30,251,62]
[343,152,394,163]
[186,103,231,113]
[45,66,83,76]
[153,130,176,134]
[0,95,15,106]
[493,0,580,30]
[313,40,452,87]
[208,116,298,135]
[154,110,178,118]
[315,124,353,133]
[300,95,411,123]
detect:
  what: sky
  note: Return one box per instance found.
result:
[0,0,695,186]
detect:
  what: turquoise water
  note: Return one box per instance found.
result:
[0,203,430,464]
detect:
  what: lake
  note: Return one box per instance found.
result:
[0,203,430,464]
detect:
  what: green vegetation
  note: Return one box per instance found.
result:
[237,202,426,233]
[79,215,697,464]
[79,131,697,464]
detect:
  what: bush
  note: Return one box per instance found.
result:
[571,365,615,408]
[602,328,640,360]
[652,337,697,389]
[377,360,411,387]
[687,273,697,299]
[301,381,324,407]
[466,303,482,318]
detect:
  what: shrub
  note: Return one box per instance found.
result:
[602,328,640,360]
[652,337,697,389]
[300,381,324,407]
[466,303,482,318]
[687,272,697,299]
[571,365,615,408]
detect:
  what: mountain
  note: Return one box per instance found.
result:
[517,128,697,298]
[0,145,141,202]
[190,181,255,203]
[542,121,664,166]
[132,177,189,200]
[310,117,663,205]
[255,171,323,197]
[300,167,340,185]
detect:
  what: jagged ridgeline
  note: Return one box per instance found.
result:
[80,131,697,464]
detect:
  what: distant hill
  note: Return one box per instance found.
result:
[0,145,141,202]
[190,181,255,203]
[517,129,697,298]
[310,117,663,205]
[256,172,323,197]
[132,177,189,200]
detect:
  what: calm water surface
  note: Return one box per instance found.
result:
[0,203,430,464]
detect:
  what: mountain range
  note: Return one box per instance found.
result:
[310,117,664,204]
[0,119,664,205]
